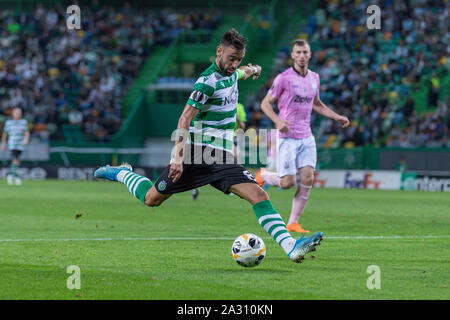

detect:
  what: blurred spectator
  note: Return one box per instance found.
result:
[428,73,440,107]
[0,2,222,143]
[401,97,415,119]
[395,156,408,172]
[246,0,449,149]
[68,108,83,127]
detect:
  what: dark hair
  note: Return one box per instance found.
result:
[291,39,310,50]
[220,29,247,50]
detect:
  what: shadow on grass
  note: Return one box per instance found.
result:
[215,266,296,274]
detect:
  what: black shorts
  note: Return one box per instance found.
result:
[10,149,22,160]
[154,145,257,194]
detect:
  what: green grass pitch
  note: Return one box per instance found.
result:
[0,180,448,299]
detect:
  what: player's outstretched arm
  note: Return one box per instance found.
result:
[169,104,199,183]
[261,92,291,132]
[313,95,350,128]
[238,63,261,80]
[23,130,30,146]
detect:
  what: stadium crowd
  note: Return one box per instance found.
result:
[0,2,222,143]
[0,1,447,149]
[245,0,449,148]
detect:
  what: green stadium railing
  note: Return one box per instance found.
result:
[45,142,450,170]
[317,147,380,170]
[316,147,450,171]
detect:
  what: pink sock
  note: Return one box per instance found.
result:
[288,184,312,225]
[260,171,281,187]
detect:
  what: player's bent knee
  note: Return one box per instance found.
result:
[145,198,162,207]
[302,176,314,186]
[144,194,162,207]
[144,196,153,207]
[144,186,171,207]
[254,187,269,203]
[300,173,314,186]
[300,166,315,186]
[150,201,162,207]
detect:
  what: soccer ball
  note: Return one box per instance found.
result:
[231,233,266,268]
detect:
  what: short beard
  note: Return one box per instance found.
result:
[219,57,233,76]
[297,61,308,69]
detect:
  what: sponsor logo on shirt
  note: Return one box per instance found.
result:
[293,95,313,104]
[223,88,238,105]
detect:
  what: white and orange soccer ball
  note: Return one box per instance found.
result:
[231,233,266,268]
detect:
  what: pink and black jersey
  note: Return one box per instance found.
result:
[268,67,320,139]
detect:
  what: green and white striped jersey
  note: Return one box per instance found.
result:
[186,62,244,152]
[4,119,28,151]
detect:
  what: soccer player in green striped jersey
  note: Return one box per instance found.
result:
[95,29,323,263]
[1,108,29,185]
[191,102,246,200]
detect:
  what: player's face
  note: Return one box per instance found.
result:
[291,44,311,68]
[12,109,22,120]
[217,45,245,76]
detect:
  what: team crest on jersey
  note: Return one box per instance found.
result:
[311,81,317,92]
[157,180,167,191]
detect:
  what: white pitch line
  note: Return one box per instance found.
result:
[325,235,450,239]
[0,235,449,242]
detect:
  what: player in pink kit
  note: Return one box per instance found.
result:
[256,39,350,233]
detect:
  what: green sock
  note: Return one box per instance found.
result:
[253,200,295,253]
[10,163,19,178]
[117,171,153,204]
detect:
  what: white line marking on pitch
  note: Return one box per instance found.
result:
[0,235,449,242]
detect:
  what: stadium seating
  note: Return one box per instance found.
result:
[1,1,447,149]
[0,3,222,143]
[245,0,449,149]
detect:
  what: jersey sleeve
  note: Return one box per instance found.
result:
[268,74,284,100]
[4,120,10,133]
[186,78,215,110]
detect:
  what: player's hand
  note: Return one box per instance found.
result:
[248,63,261,80]
[168,158,183,183]
[275,118,292,133]
[337,115,350,128]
